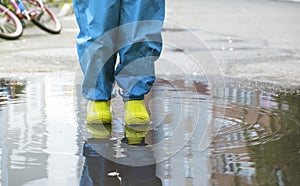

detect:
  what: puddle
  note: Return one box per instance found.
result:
[0,73,299,185]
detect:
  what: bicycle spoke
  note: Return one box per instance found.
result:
[5,22,16,33]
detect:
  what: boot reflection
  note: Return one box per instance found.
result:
[80,124,162,186]
[118,125,162,186]
[80,124,120,186]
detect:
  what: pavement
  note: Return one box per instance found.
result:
[0,0,300,86]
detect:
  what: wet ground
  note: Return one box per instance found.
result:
[0,73,299,186]
[0,0,300,185]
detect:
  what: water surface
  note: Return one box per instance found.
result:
[0,73,299,186]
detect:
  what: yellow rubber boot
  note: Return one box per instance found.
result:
[125,100,150,125]
[86,101,111,124]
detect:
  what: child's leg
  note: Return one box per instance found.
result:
[115,0,165,101]
[73,0,121,101]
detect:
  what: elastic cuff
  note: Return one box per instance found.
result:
[118,88,144,102]
[82,87,113,101]
[123,96,144,102]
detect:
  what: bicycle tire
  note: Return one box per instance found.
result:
[31,6,62,34]
[23,0,62,34]
[0,4,23,40]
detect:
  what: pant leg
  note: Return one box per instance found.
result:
[115,0,165,101]
[73,0,121,101]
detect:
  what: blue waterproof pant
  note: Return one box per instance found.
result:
[73,0,165,101]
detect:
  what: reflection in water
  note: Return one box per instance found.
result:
[211,88,300,185]
[247,94,300,186]
[0,75,82,186]
[148,78,211,186]
[80,124,162,186]
[0,78,50,186]
[0,79,25,105]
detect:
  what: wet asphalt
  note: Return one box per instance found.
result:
[0,0,300,85]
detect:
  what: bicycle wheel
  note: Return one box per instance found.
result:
[0,4,23,40]
[23,0,62,34]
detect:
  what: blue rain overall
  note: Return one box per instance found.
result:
[73,0,165,101]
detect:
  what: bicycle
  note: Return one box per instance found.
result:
[0,2,23,39]
[0,0,62,40]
